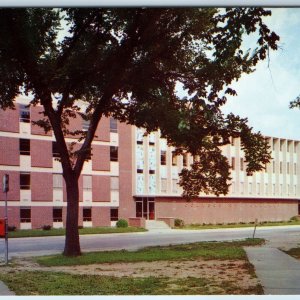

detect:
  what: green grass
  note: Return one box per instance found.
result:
[36,238,265,267]
[8,226,146,238]
[283,247,300,259]
[178,220,300,230]
[0,271,263,295]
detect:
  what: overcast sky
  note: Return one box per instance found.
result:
[221,8,300,141]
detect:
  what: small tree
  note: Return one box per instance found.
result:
[0,8,279,256]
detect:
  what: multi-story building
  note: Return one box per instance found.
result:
[0,96,299,228]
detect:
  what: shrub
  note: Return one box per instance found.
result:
[174,218,184,227]
[8,225,16,232]
[42,225,52,230]
[290,216,300,222]
[116,219,128,228]
[78,225,83,229]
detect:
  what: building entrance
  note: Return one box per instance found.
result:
[135,197,155,220]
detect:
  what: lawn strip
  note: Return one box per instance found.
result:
[283,247,300,260]
[36,238,264,267]
[0,271,261,295]
[178,220,300,230]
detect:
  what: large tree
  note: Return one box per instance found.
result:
[0,8,279,256]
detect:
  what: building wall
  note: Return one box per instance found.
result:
[0,96,131,228]
[155,197,298,224]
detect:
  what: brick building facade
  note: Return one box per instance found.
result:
[0,96,299,228]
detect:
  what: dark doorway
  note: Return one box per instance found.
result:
[135,197,155,220]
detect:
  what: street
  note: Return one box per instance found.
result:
[0,225,300,258]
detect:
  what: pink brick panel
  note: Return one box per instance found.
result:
[31,206,53,229]
[31,139,52,168]
[92,176,110,202]
[95,117,110,142]
[0,137,19,166]
[0,206,20,229]
[128,218,146,228]
[118,123,134,219]
[92,145,110,171]
[0,171,20,201]
[92,207,110,226]
[155,197,298,224]
[31,106,52,136]
[0,106,19,132]
[65,113,82,139]
[31,172,53,201]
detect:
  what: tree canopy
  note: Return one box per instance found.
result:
[0,8,279,255]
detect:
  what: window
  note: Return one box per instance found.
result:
[249,183,252,194]
[53,208,62,222]
[110,208,119,221]
[265,183,268,195]
[20,173,30,190]
[83,208,92,221]
[20,208,31,223]
[240,158,244,171]
[294,163,297,175]
[240,182,244,194]
[280,141,283,151]
[231,182,235,193]
[273,161,275,173]
[20,139,30,155]
[83,175,92,190]
[149,170,155,174]
[294,142,298,153]
[161,178,167,192]
[52,141,60,158]
[19,104,30,123]
[272,184,276,195]
[137,169,143,173]
[172,179,178,193]
[272,139,276,151]
[287,184,290,196]
[280,184,283,195]
[110,176,119,191]
[110,146,118,161]
[82,119,90,131]
[183,153,187,167]
[161,151,166,165]
[287,162,290,174]
[172,152,177,166]
[280,162,282,174]
[53,174,63,189]
[231,137,234,146]
[231,157,235,170]
[257,183,260,195]
[110,118,118,133]
[294,185,297,196]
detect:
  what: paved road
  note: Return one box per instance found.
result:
[0,225,299,258]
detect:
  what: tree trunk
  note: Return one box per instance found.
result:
[63,172,81,256]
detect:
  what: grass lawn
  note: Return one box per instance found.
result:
[178,220,300,230]
[0,271,263,295]
[8,226,147,238]
[283,247,300,260]
[36,238,264,266]
[0,238,265,295]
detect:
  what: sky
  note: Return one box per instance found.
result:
[221,8,300,141]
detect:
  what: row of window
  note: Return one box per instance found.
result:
[19,139,119,162]
[19,105,118,134]
[160,151,188,167]
[20,173,119,191]
[231,157,298,175]
[20,207,119,223]
[231,182,297,196]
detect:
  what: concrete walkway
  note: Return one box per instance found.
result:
[245,247,300,295]
[0,280,15,295]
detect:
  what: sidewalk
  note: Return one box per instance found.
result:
[245,246,300,295]
[0,281,15,295]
